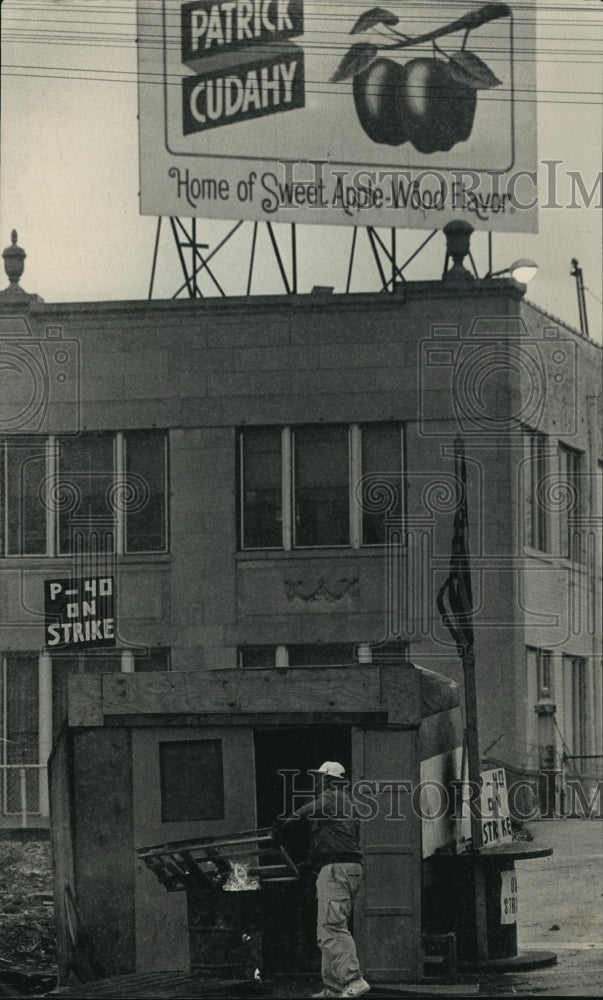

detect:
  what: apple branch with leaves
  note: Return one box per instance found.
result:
[331,3,511,88]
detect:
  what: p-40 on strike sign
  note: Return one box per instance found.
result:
[44,576,115,649]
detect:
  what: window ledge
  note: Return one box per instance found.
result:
[558,556,589,572]
[522,547,556,564]
[236,545,406,561]
[522,549,590,572]
[0,552,171,567]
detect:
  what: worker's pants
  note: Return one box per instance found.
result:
[316,862,364,992]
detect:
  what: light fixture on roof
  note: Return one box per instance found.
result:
[485,258,538,284]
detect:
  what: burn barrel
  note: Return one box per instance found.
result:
[187,888,263,980]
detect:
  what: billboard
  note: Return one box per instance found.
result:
[137,1,538,231]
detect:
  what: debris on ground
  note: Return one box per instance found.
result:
[0,839,57,991]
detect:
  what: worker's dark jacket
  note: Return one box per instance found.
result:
[283,784,363,871]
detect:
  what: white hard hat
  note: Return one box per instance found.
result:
[314,761,346,778]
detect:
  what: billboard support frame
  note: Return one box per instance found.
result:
[146,216,496,299]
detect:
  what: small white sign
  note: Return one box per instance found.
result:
[500,870,518,924]
[481,767,513,847]
[455,766,513,851]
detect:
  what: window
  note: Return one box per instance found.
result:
[524,430,548,551]
[239,643,392,668]
[125,433,168,553]
[1,653,40,814]
[559,444,584,561]
[238,424,404,550]
[294,425,350,546]
[57,434,115,554]
[0,431,168,556]
[571,659,587,758]
[361,423,403,545]
[159,739,224,823]
[1,440,47,555]
[287,644,357,666]
[238,646,277,669]
[133,647,170,672]
[239,427,282,549]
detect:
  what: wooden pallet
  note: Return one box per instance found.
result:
[137,828,300,893]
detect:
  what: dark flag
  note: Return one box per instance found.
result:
[437,436,474,653]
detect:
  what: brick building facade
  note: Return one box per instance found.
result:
[0,253,601,830]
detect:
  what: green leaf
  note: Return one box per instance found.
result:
[447,51,502,89]
[331,43,379,83]
[350,7,399,34]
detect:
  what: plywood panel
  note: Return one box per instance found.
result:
[72,729,135,975]
[68,675,103,726]
[48,731,76,985]
[352,727,421,983]
[131,726,257,973]
[102,668,380,717]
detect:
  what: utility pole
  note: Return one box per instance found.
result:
[437,436,489,962]
[570,258,589,337]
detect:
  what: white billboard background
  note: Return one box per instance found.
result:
[138,0,537,230]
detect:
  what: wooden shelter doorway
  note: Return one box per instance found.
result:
[253,725,352,979]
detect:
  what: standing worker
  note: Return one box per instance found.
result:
[273,761,370,999]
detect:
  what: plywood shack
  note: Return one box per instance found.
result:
[49,661,462,985]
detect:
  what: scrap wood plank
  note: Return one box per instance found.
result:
[234,667,380,714]
[101,668,380,718]
[102,673,239,715]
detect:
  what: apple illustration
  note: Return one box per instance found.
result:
[402,57,477,153]
[353,58,407,146]
[335,4,510,155]
[354,55,476,152]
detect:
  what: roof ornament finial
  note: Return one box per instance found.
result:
[0,230,43,304]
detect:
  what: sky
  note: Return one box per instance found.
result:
[0,0,601,341]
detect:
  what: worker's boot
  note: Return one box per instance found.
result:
[339,977,371,997]
[311,990,339,998]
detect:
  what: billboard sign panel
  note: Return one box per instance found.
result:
[137,1,537,231]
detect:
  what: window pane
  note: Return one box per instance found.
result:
[241,428,282,549]
[58,435,115,554]
[525,431,547,551]
[361,424,402,545]
[287,644,356,666]
[571,658,587,758]
[160,740,224,823]
[294,426,349,546]
[2,441,47,555]
[4,653,39,813]
[134,647,170,672]
[559,444,585,561]
[239,647,276,669]
[125,433,167,553]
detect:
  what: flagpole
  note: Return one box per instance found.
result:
[437,436,489,962]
